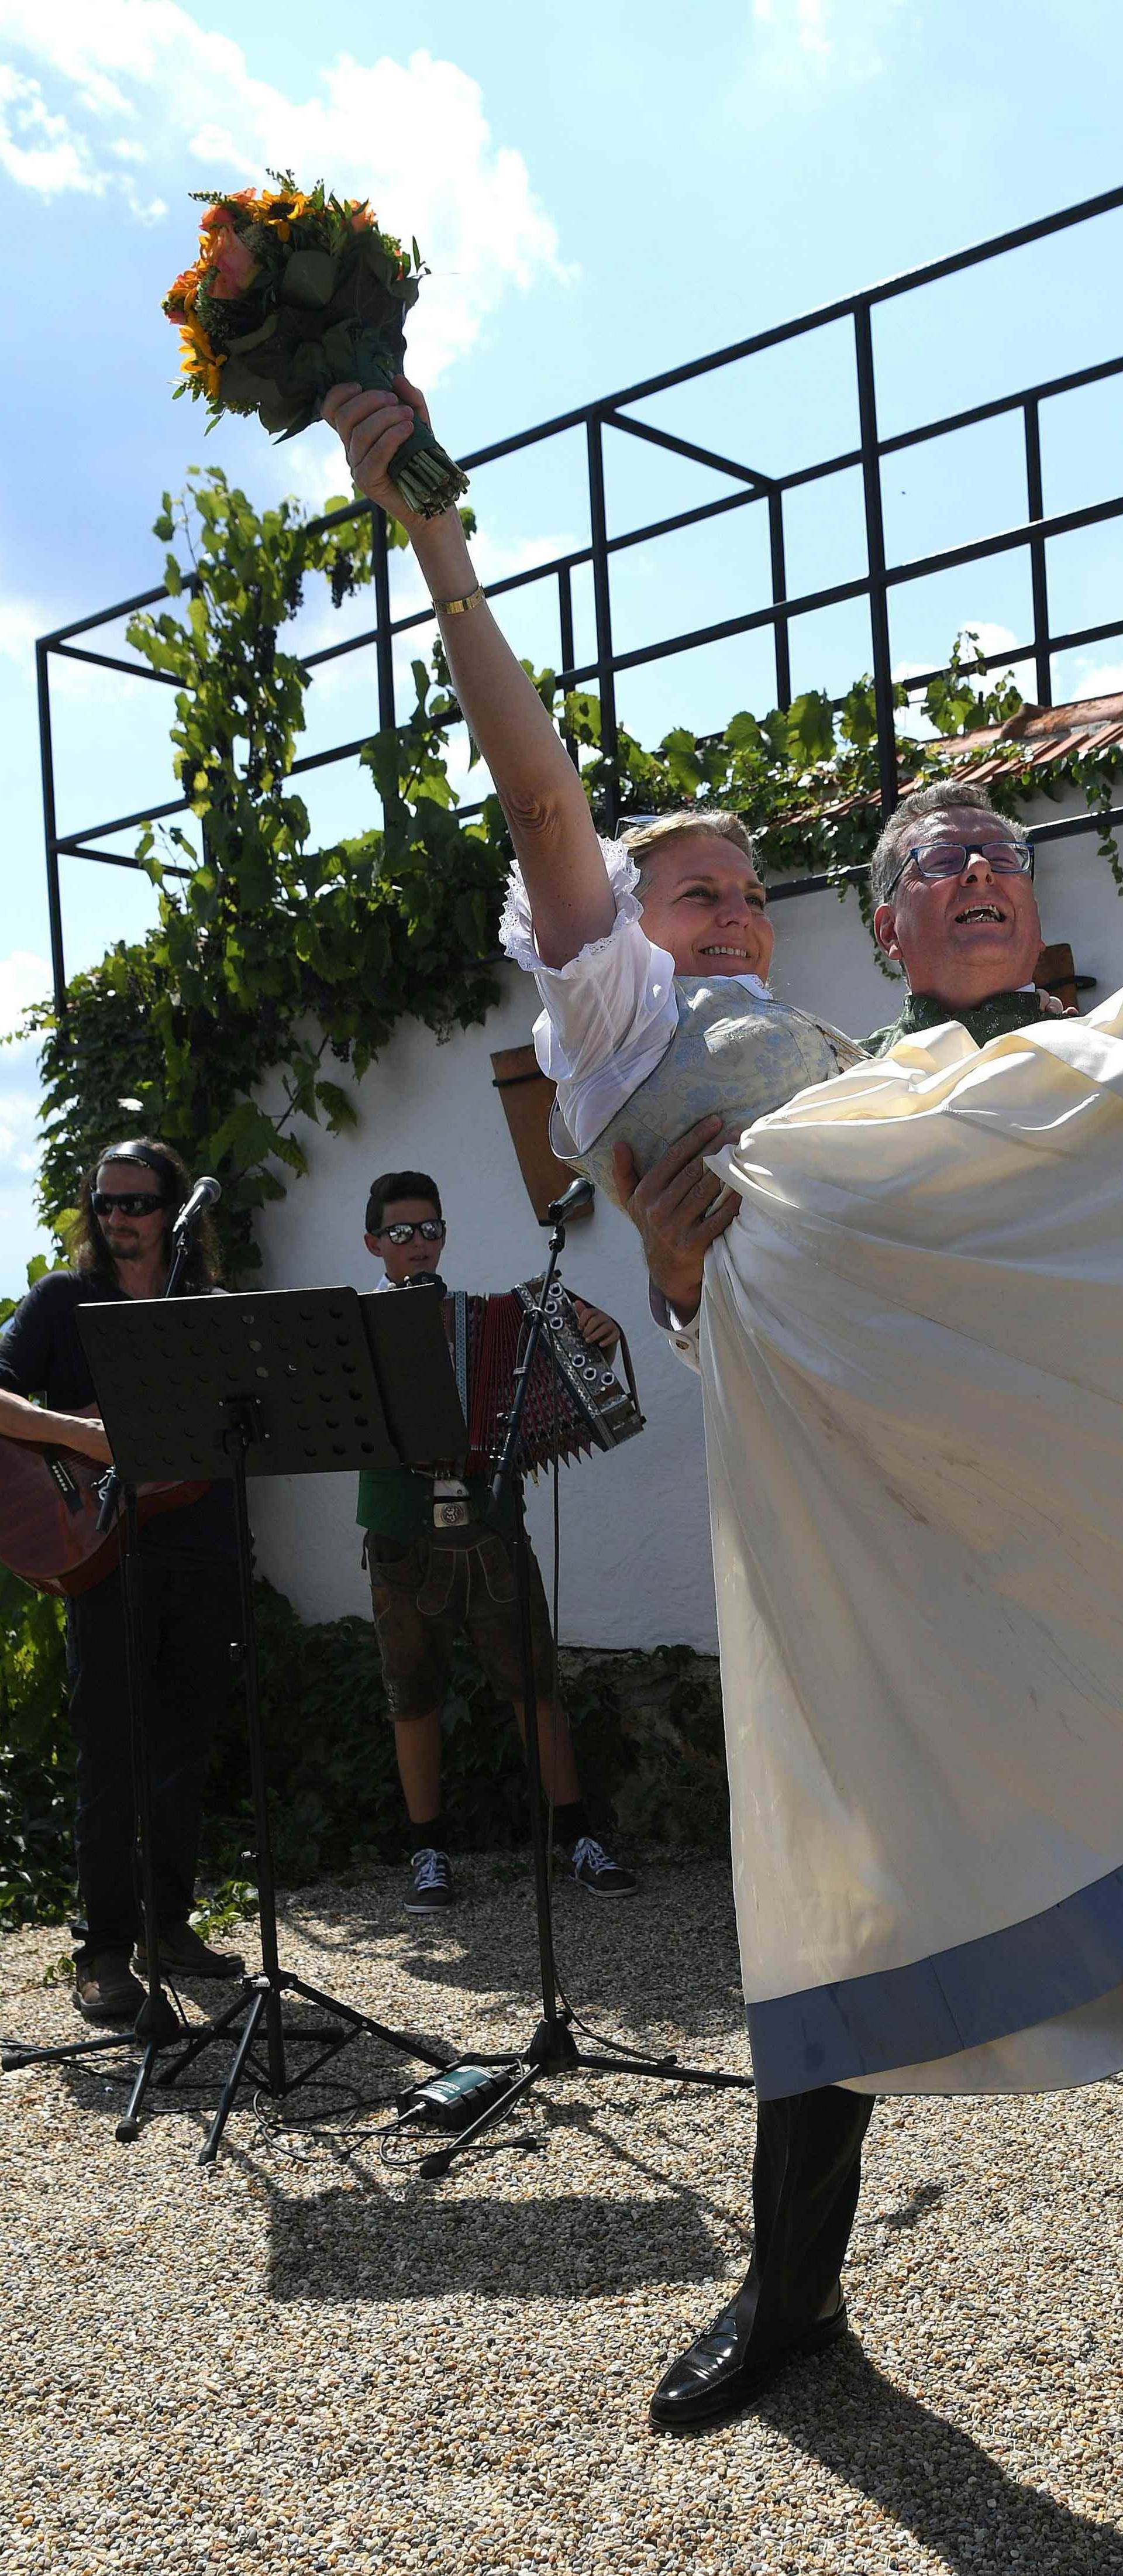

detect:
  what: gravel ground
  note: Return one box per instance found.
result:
[3,1854,1123,2576]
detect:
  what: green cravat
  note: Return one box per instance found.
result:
[863,988,1043,1058]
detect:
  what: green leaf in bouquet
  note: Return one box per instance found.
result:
[223,314,280,356]
[319,319,366,381]
[284,249,340,308]
[285,337,333,393]
[353,234,397,290]
[219,355,278,417]
[273,401,319,443]
[259,383,313,437]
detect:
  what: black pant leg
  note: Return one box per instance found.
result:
[731,2085,875,2353]
[66,1570,142,1951]
[66,1555,239,1949]
[143,1560,239,1930]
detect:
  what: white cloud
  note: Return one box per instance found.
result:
[745,0,900,86]
[0,4,570,377]
[753,0,831,61]
[0,57,164,216]
[1071,661,1123,700]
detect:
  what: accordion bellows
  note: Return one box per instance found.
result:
[449,1282,643,1476]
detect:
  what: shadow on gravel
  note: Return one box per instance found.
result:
[266,2185,722,2303]
[388,1862,746,2048]
[766,2340,1123,2575]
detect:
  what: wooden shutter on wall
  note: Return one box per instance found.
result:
[1034,943,1079,1012]
[490,1043,592,1223]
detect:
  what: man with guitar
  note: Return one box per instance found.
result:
[0,1139,242,2021]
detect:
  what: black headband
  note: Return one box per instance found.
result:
[98,1142,166,1179]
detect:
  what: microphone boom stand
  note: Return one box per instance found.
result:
[410,1183,755,2180]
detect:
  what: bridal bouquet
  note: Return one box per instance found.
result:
[163,173,468,518]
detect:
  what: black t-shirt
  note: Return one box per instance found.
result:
[0,1270,236,1563]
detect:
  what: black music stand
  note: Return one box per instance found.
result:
[56,1286,461,2161]
[397,1186,755,2181]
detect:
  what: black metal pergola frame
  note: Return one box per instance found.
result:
[37,181,1123,1016]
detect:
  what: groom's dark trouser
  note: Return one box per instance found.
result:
[732,2084,875,2348]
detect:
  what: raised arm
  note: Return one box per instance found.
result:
[323,378,615,968]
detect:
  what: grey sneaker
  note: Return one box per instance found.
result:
[405,1848,455,1913]
[572,1835,638,1897]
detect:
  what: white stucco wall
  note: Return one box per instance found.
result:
[248,787,1122,1650]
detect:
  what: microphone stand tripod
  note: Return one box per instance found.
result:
[409,1181,755,2180]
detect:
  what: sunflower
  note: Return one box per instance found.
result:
[177,314,225,401]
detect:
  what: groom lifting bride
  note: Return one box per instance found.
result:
[327,370,1123,2431]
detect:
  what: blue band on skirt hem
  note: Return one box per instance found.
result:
[746,1859,1123,2099]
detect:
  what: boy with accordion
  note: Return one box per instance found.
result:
[359,1170,638,1914]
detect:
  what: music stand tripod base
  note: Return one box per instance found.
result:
[68,1287,466,2161]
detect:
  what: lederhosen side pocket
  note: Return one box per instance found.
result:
[471,1532,518,1608]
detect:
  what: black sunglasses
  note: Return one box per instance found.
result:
[92,1190,168,1218]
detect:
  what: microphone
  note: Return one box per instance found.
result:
[172,1175,222,1240]
[545,1175,594,1224]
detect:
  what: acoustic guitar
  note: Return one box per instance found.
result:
[0,1405,210,1597]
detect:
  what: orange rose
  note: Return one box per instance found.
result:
[163,267,199,322]
[208,225,259,300]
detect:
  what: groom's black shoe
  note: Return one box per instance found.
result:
[649,2286,848,2431]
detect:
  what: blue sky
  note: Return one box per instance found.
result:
[3,0,1123,1285]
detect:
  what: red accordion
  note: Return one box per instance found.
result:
[449,1279,643,1477]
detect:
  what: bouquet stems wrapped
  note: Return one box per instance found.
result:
[164,173,467,519]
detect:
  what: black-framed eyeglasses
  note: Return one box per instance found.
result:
[379,1219,446,1246]
[882,837,1035,903]
[92,1190,168,1218]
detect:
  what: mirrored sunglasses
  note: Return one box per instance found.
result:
[381,1219,445,1245]
[92,1190,168,1218]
